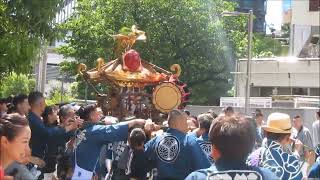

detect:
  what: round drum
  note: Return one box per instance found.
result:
[152,82,182,113]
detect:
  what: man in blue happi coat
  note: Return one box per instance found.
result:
[130,109,211,180]
[27,92,82,159]
[185,115,278,180]
[71,104,146,180]
[308,160,320,179]
[194,113,214,160]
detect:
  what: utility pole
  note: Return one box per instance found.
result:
[222,10,254,114]
[244,10,253,115]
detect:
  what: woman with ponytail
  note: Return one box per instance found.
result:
[0,113,31,179]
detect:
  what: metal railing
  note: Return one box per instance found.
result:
[220,97,272,108]
[294,97,320,108]
[220,96,320,109]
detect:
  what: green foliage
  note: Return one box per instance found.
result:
[57,0,284,104]
[70,82,79,98]
[46,89,74,106]
[281,23,290,38]
[253,34,283,58]
[70,80,110,100]
[45,80,75,105]
[58,0,240,104]
[72,81,95,100]
[0,0,63,75]
[222,14,283,58]
[0,73,36,98]
[221,10,248,59]
[227,86,235,97]
[59,61,79,76]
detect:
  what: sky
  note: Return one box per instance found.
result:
[283,0,291,11]
[265,0,291,34]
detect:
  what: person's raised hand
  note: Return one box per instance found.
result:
[151,129,163,138]
[65,117,83,132]
[293,139,303,152]
[154,124,161,131]
[127,119,146,128]
[144,119,155,132]
[74,116,84,127]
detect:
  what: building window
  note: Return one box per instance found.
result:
[278,88,291,95]
[310,88,320,96]
[292,88,308,95]
[309,0,320,11]
[251,87,261,97]
[260,87,273,97]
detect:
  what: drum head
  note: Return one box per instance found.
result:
[152,82,182,113]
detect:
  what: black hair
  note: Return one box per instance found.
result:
[0,98,7,104]
[255,112,263,118]
[207,109,218,119]
[209,115,255,161]
[190,115,199,128]
[167,109,185,126]
[77,104,97,121]
[9,94,28,113]
[42,106,56,125]
[293,115,301,119]
[184,109,191,116]
[58,105,73,119]
[191,115,197,121]
[223,106,234,113]
[0,96,12,105]
[129,128,146,148]
[0,113,29,141]
[198,114,213,132]
[13,94,28,107]
[28,91,44,106]
[255,109,262,114]
[265,131,290,142]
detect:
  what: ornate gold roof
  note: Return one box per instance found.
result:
[77,25,181,88]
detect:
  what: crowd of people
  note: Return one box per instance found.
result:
[0,91,320,180]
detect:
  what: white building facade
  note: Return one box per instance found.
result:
[235,57,320,98]
[289,0,319,56]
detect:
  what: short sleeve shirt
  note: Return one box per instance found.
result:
[312,120,320,147]
[295,126,314,161]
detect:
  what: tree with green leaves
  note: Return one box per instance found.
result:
[58,0,283,105]
[58,0,241,105]
[0,72,35,98]
[0,0,63,75]
[253,34,283,57]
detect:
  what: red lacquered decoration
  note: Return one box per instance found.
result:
[123,49,142,72]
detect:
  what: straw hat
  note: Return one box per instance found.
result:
[262,112,292,134]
